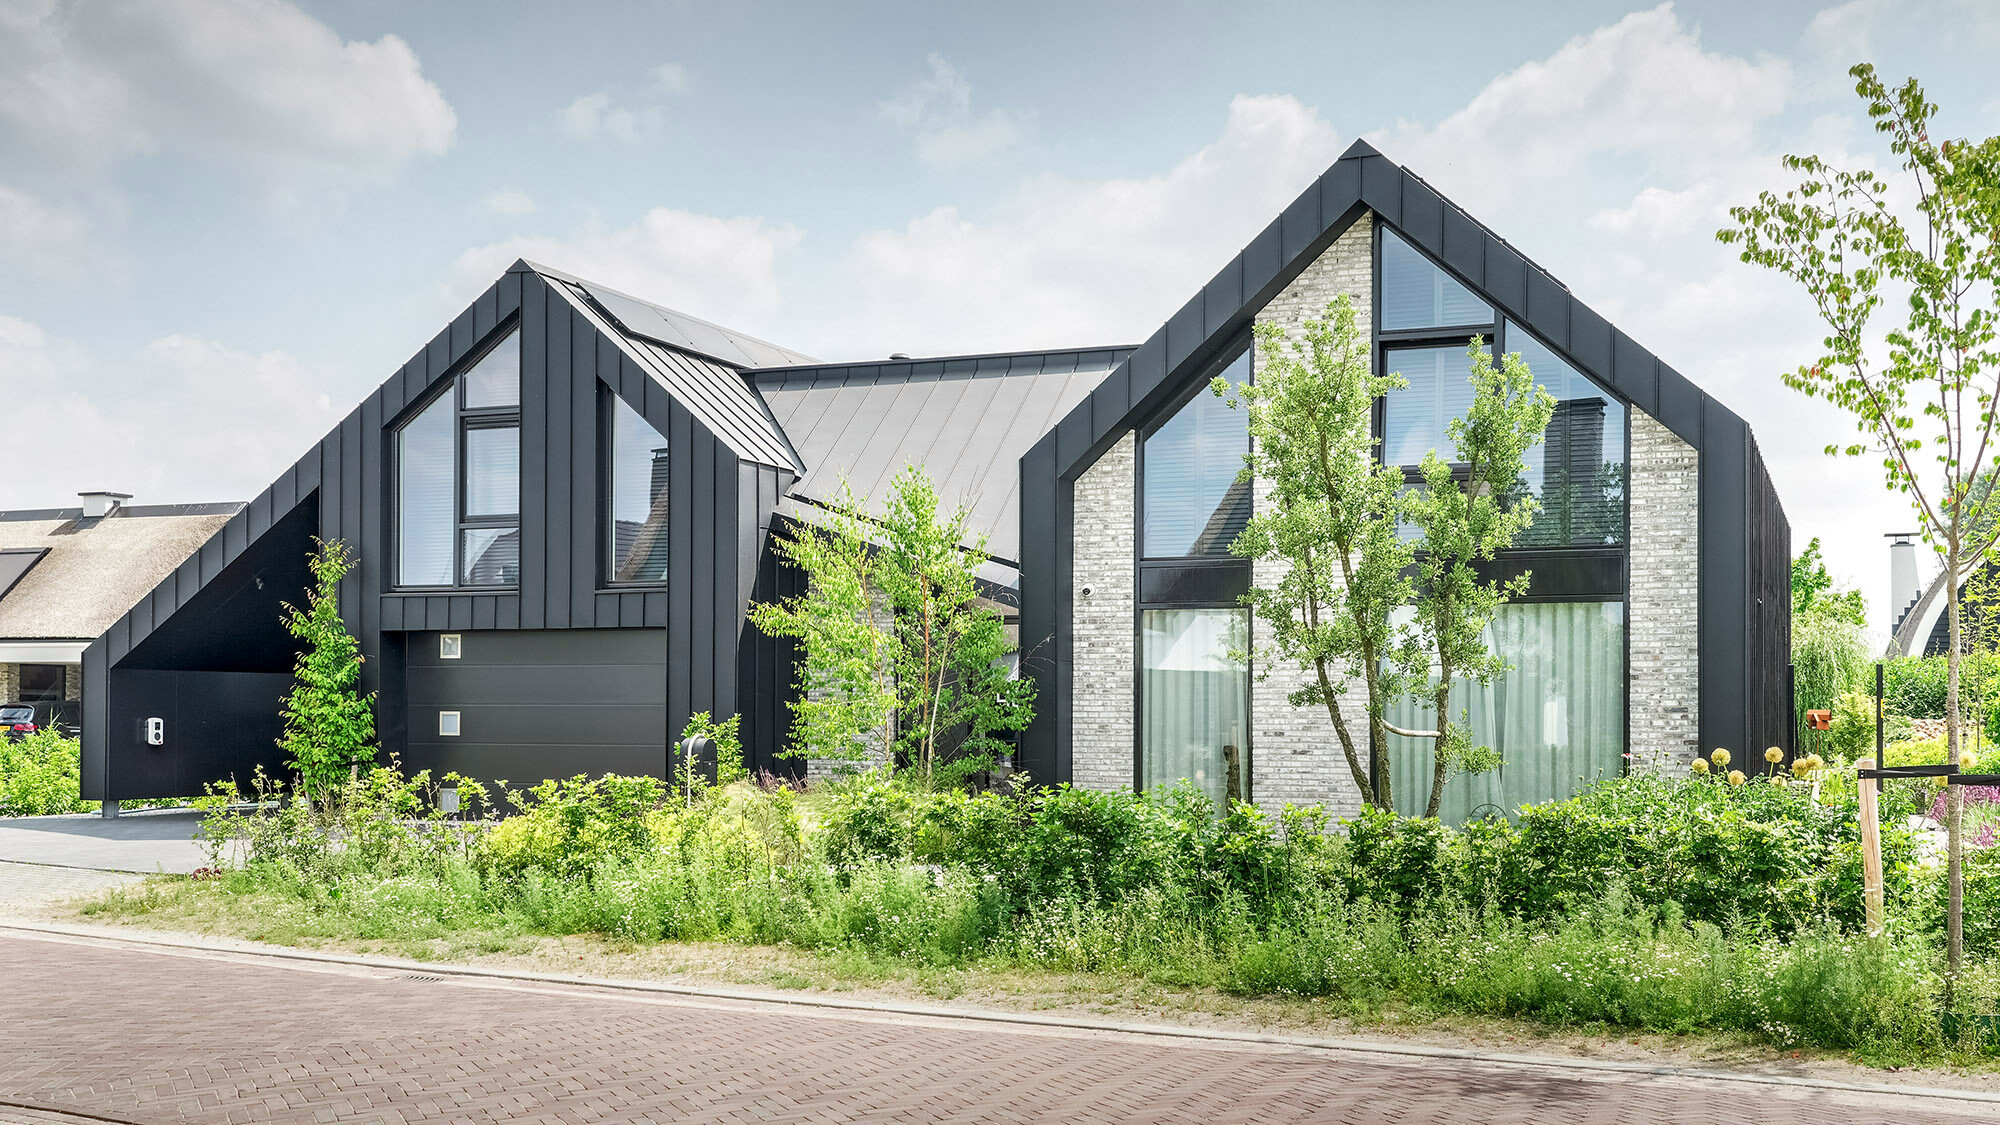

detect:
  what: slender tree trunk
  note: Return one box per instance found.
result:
[1425,672,1451,819]
[1946,534,1966,1002]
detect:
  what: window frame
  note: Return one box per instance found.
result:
[598,385,673,589]
[391,320,522,592]
[1369,218,1635,782]
[1131,333,1256,797]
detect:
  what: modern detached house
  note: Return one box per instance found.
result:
[82,141,1791,821]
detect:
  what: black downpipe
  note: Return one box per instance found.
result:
[1786,662,1797,756]
[1876,661,1886,770]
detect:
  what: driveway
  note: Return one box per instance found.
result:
[0,929,1992,1125]
[0,809,206,874]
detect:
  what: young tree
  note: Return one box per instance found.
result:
[748,488,898,772]
[1225,294,1415,810]
[874,465,1032,787]
[750,467,1031,786]
[278,539,376,803]
[1400,339,1555,818]
[1719,64,2000,985]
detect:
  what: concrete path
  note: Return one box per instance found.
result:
[0,810,205,874]
[0,925,1993,1125]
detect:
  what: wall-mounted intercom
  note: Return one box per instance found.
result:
[145,717,164,746]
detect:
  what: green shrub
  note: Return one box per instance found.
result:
[0,728,90,816]
[483,773,662,880]
[1885,655,1953,718]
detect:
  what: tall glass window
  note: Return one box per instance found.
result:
[1142,348,1251,558]
[1381,228,1489,331]
[1505,323,1627,547]
[1381,342,1488,468]
[395,326,521,587]
[397,392,456,586]
[1141,608,1250,809]
[1385,601,1625,821]
[605,392,671,583]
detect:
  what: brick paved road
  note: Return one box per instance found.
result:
[0,932,1988,1125]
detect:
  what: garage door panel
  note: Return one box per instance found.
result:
[406,627,666,669]
[397,628,668,789]
[405,663,664,707]
[401,742,668,788]
[410,702,666,746]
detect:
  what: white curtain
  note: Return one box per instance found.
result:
[1141,609,1250,808]
[1388,601,1624,820]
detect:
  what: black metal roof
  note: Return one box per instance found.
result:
[751,348,1134,567]
[526,261,820,370]
[532,269,803,472]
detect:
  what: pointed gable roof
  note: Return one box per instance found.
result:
[1035,138,1743,481]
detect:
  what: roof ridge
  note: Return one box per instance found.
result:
[515,259,818,368]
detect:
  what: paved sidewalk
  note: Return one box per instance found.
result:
[0,863,143,913]
[0,810,206,874]
[0,927,1992,1125]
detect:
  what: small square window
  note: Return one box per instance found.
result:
[440,633,462,659]
[439,710,461,737]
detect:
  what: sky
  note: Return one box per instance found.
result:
[1,0,1997,643]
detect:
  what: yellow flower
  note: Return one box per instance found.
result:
[1791,760,1811,778]
[1711,748,1731,767]
[1807,754,1825,770]
[1728,769,1747,787]
[1765,746,1785,764]
[1691,758,1711,775]
[1960,750,1978,770]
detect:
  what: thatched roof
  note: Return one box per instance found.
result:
[0,504,239,641]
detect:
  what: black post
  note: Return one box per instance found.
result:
[1786,662,1797,756]
[1876,662,1886,771]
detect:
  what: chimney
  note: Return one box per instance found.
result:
[1888,532,1921,631]
[79,490,132,519]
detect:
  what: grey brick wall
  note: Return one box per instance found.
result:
[1246,216,1373,822]
[1070,432,1136,792]
[0,663,16,704]
[1628,410,1700,772]
[64,664,80,702]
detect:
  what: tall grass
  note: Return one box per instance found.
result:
[79,764,2000,1059]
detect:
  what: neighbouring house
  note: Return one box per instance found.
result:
[1,493,239,717]
[82,140,1792,820]
[1884,532,2000,658]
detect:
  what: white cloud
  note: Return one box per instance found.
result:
[451,208,804,332]
[825,93,1339,356]
[0,182,111,280]
[560,62,689,144]
[481,188,536,217]
[1370,4,1790,208]
[652,62,688,92]
[0,0,456,217]
[0,316,338,506]
[560,91,662,144]
[879,52,1032,166]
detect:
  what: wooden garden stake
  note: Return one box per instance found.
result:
[1857,765,1885,934]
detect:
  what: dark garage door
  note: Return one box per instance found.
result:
[402,628,668,787]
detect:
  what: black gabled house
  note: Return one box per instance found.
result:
[84,141,1790,821]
